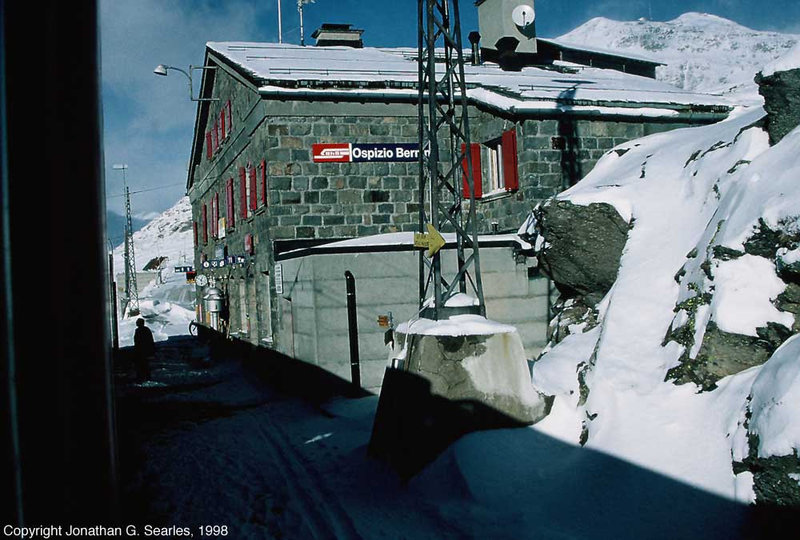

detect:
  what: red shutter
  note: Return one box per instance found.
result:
[205,132,212,160]
[193,221,198,246]
[461,142,482,199]
[226,178,235,229]
[202,204,208,244]
[226,100,233,134]
[249,166,257,212]
[260,159,267,206]
[501,128,519,192]
[220,109,226,140]
[239,167,247,219]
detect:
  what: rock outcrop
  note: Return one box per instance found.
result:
[533,200,629,307]
[756,67,800,145]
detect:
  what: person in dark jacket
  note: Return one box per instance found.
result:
[133,318,155,382]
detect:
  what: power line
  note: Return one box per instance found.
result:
[106,182,184,199]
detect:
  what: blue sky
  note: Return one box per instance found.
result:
[100,0,800,223]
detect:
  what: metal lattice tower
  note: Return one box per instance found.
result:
[417,0,485,320]
[123,183,140,316]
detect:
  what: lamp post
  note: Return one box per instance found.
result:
[153,64,219,102]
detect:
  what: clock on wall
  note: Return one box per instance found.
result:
[196,274,208,287]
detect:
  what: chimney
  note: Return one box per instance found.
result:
[468,31,482,65]
[311,23,364,48]
[476,0,537,56]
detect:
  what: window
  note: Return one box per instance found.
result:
[259,159,267,207]
[193,221,198,246]
[212,120,220,153]
[239,166,247,219]
[226,177,235,229]
[220,108,226,140]
[226,100,233,135]
[206,132,213,160]
[461,128,519,199]
[213,192,220,238]
[202,203,208,244]
[249,165,257,213]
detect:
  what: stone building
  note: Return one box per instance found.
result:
[186,20,731,389]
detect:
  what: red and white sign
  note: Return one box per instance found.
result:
[312,143,351,162]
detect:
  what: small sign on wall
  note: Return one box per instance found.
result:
[274,263,284,295]
[312,143,429,163]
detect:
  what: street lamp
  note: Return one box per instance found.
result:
[298,0,315,46]
[153,64,219,102]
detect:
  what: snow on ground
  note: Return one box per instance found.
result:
[527,104,800,503]
[117,271,196,347]
[558,13,799,103]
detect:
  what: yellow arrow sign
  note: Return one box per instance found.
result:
[413,224,446,257]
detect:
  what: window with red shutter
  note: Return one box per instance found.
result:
[213,120,219,153]
[461,142,483,199]
[501,128,519,192]
[260,159,267,206]
[193,221,198,246]
[220,108,226,140]
[239,167,247,219]
[206,132,212,160]
[202,204,208,244]
[214,192,220,237]
[226,178,235,229]
[249,166,257,212]
[226,100,233,134]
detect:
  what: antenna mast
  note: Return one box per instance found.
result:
[417,0,485,320]
[123,178,140,316]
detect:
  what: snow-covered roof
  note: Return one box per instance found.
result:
[207,42,734,118]
[275,232,531,261]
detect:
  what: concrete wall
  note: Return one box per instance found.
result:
[276,245,549,391]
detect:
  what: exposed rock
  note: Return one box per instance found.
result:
[735,432,800,507]
[667,322,778,391]
[756,67,800,145]
[535,200,629,306]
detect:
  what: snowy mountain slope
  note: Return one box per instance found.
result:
[112,195,193,274]
[557,13,799,103]
[524,103,800,504]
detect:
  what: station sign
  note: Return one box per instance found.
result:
[312,143,429,163]
[174,265,194,273]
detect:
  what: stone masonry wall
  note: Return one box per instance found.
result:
[189,64,703,348]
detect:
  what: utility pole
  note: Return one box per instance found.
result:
[417,0,485,320]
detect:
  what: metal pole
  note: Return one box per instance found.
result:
[108,252,119,350]
[277,0,283,43]
[344,271,361,391]
[299,1,305,46]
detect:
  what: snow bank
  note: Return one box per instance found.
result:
[748,335,800,458]
[397,314,516,337]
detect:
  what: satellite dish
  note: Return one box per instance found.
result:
[512,5,535,28]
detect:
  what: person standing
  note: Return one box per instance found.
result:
[133,318,155,382]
